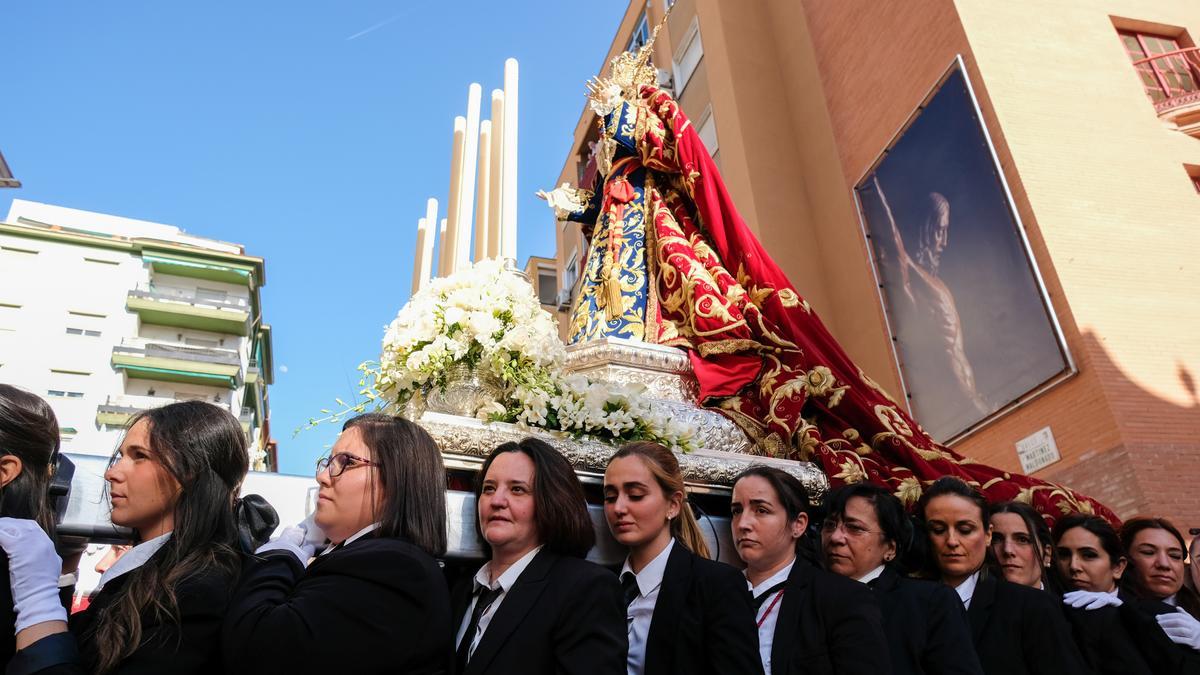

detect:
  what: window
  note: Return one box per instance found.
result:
[47,390,84,399]
[563,250,580,300]
[83,257,121,266]
[65,327,102,337]
[0,245,38,255]
[672,17,704,95]
[1119,30,1199,103]
[68,310,106,319]
[537,267,558,306]
[195,287,229,304]
[697,105,719,155]
[184,336,220,348]
[0,302,20,310]
[627,13,651,54]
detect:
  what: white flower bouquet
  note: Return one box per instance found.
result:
[307,259,694,452]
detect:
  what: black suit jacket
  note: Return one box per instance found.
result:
[870,567,983,675]
[450,549,626,675]
[1064,599,1156,675]
[1116,595,1200,675]
[771,559,891,675]
[966,574,1091,675]
[222,534,452,675]
[9,550,237,675]
[642,543,762,675]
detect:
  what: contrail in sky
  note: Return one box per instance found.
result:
[346,12,408,41]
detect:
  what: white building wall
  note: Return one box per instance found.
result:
[0,201,264,458]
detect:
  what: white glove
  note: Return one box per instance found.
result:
[1157,608,1200,651]
[0,517,68,632]
[255,513,327,563]
[1063,590,1123,610]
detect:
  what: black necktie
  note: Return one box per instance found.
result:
[456,585,502,672]
[621,571,640,609]
[753,581,788,611]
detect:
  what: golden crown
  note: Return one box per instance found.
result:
[587,8,672,112]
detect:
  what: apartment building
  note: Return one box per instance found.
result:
[0,200,276,469]
[555,0,1200,524]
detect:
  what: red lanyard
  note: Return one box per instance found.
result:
[756,589,785,628]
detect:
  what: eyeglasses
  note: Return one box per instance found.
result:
[315,452,377,478]
[821,519,876,538]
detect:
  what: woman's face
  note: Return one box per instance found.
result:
[1056,526,1123,593]
[990,512,1045,588]
[731,475,806,575]
[106,419,182,540]
[821,496,897,580]
[603,455,679,552]
[314,426,382,544]
[1128,528,1185,599]
[924,494,991,586]
[478,451,540,559]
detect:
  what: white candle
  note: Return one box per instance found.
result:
[438,218,448,278]
[456,84,482,270]
[441,116,466,277]
[501,58,519,263]
[474,120,492,262]
[488,89,505,260]
[412,217,430,294]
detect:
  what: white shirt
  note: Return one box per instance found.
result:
[622,539,675,675]
[746,557,795,675]
[455,545,544,662]
[319,522,380,556]
[97,532,172,592]
[856,564,886,585]
[954,570,981,609]
[1166,594,1179,607]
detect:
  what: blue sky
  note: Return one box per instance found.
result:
[0,2,625,474]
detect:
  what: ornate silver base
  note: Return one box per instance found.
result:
[564,337,755,455]
[424,363,504,418]
[420,412,826,497]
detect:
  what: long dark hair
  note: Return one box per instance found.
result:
[91,401,248,674]
[342,413,447,556]
[916,477,997,580]
[0,384,59,535]
[609,442,709,559]
[475,437,594,558]
[992,500,1053,586]
[1120,517,1200,618]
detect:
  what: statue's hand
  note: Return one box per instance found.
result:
[537,183,593,219]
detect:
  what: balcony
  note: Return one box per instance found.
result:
[126,283,251,336]
[95,393,174,427]
[111,337,242,388]
[1134,47,1200,138]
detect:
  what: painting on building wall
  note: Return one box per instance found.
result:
[855,63,1071,443]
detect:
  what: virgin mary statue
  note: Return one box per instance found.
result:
[539,30,1116,524]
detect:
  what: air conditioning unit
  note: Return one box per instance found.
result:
[556,288,573,311]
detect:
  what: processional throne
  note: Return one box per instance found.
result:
[420,17,1114,529]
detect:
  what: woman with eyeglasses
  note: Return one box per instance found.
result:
[820,483,982,675]
[989,501,1054,591]
[223,413,453,674]
[2,400,255,675]
[452,437,626,675]
[731,466,889,675]
[603,442,761,675]
[917,477,1088,675]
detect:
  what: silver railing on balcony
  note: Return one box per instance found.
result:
[239,406,255,425]
[114,337,241,366]
[129,283,249,312]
